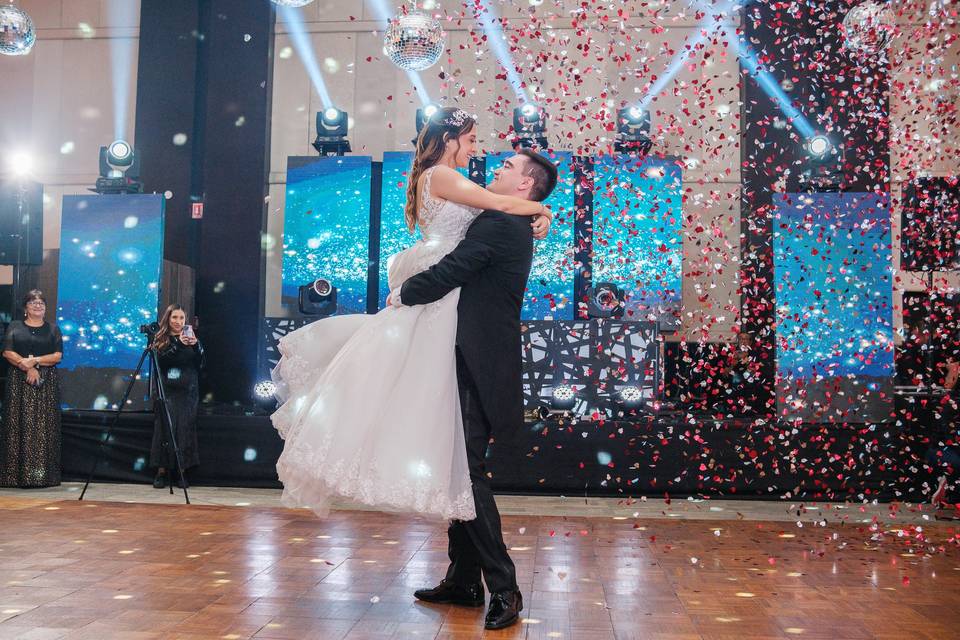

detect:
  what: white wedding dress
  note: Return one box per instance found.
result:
[271,166,480,520]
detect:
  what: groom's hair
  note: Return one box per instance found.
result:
[517,149,558,202]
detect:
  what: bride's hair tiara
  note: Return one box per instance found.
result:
[440,108,475,129]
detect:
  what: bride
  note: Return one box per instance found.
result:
[271,107,552,520]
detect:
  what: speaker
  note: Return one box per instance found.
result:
[0,178,43,266]
[901,177,960,271]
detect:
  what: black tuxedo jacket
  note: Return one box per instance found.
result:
[400,209,534,436]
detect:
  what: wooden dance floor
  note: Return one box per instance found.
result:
[1,496,959,639]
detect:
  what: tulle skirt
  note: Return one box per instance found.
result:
[271,243,476,521]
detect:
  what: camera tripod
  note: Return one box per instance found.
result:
[79,339,190,504]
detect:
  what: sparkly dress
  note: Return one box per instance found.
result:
[0,321,63,488]
[149,336,203,472]
[271,166,480,520]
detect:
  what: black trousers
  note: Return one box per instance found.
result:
[445,348,517,595]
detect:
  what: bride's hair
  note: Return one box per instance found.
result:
[404,106,477,232]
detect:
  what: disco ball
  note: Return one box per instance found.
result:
[841,1,895,55]
[0,4,36,57]
[383,11,445,72]
[270,0,316,7]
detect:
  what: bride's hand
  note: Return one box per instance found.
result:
[531,214,551,240]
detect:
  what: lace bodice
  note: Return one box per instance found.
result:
[417,166,482,250]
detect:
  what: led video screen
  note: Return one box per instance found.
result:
[592,155,683,325]
[378,151,416,308]
[773,192,894,422]
[485,151,575,320]
[281,156,372,313]
[57,194,165,410]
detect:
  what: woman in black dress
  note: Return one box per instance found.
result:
[150,304,203,488]
[1,290,63,488]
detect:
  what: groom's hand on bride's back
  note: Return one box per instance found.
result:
[531,214,550,240]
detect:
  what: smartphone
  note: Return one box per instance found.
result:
[182,324,195,340]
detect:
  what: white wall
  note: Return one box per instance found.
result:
[0,0,140,287]
[265,1,742,338]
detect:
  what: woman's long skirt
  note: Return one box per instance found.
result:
[0,367,61,488]
[149,373,200,472]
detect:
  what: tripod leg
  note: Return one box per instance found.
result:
[79,348,150,501]
[151,350,191,505]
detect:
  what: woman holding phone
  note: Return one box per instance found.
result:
[150,304,203,488]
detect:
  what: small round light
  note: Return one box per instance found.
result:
[109,140,131,160]
[552,385,575,401]
[627,106,643,120]
[807,135,831,157]
[312,278,332,297]
[620,386,643,402]
[550,384,576,411]
[520,103,539,118]
[323,107,341,122]
[423,104,439,118]
[254,380,277,399]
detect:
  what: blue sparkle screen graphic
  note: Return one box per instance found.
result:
[379,152,416,308]
[282,156,372,313]
[592,155,682,324]
[774,192,894,421]
[485,152,575,320]
[57,194,164,410]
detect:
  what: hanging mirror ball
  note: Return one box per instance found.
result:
[841,1,895,55]
[0,4,36,56]
[383,11,446,72]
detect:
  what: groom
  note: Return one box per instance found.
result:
[388,149,558,630]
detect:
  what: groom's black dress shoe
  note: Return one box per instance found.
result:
[484,590,522,630]
[414,580,485,607]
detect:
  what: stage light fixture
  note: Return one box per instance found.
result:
[254,380,277,399]
[512,103,548,149]
[550,384,576,411]
[586,282,625,319]
[298,277,338,316]
[313,108,351,155]
[415,102,442,137]
[801,134,843,191]
[94,139,142,194]
[615,106,652,155]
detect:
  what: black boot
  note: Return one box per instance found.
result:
[414,579,484,607]
[484,590,522,630]
[153,471,167,489]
